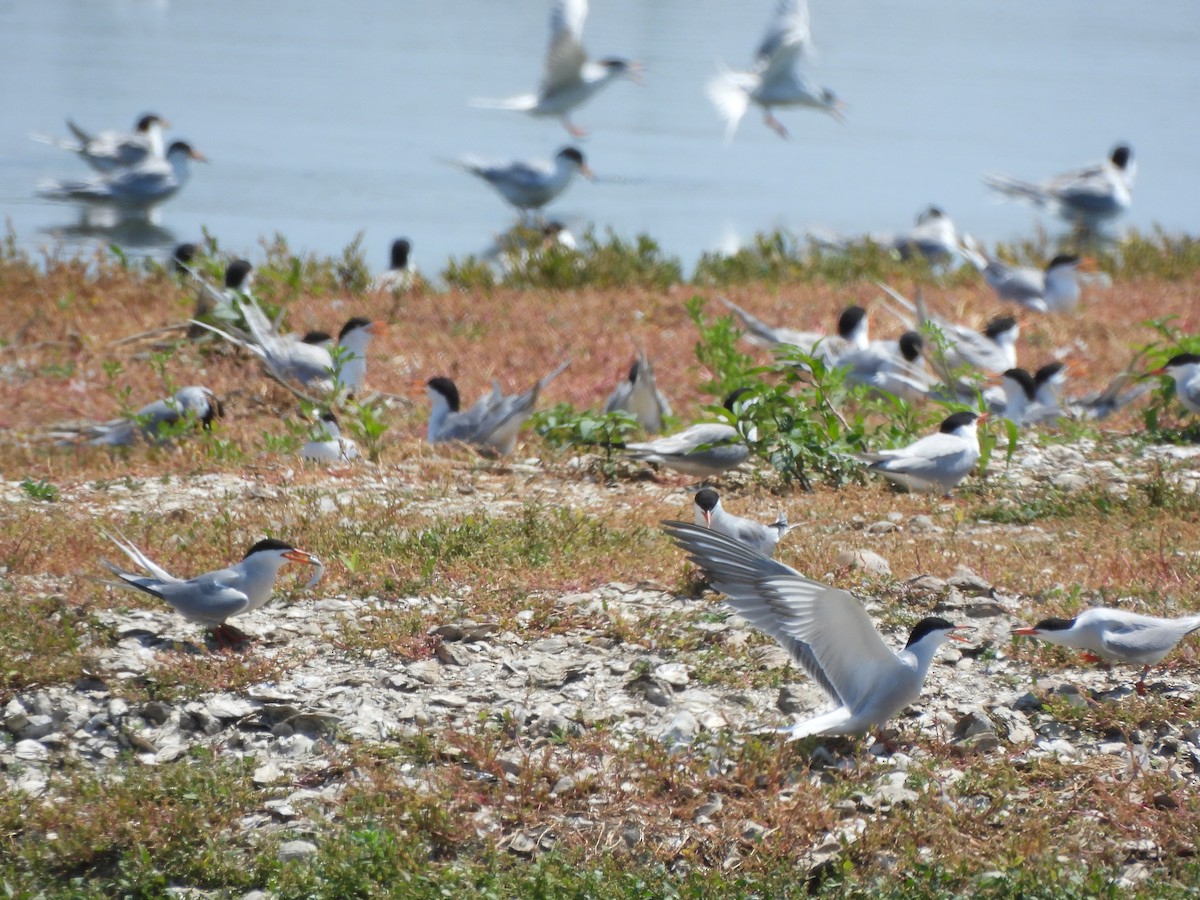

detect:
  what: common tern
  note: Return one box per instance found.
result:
[100,534,322,646]
[984,144,1135,232]
[453,146,592,214]
[983,254,1084,314]
[426,360,570,456]
[859,411,985,495]
[994,368,1060,428]
[300,411,360,463]
[707,0,845,141]
[37,140,207,212]
[693,488,792,558]
[472,0,640,137]
[35,113,168,174]
[664,521,969,738]
[719,298,869,366]
[1014,608,1200,694]
[194,292,383,396]
[1149,353,1200,415]
[603,350,672,434]
[814,208,984,270]
[877,284,1020,375]
[624,388,752,478]
[53,386,223,447]
[371,238,417,294]
[837,331,932,404]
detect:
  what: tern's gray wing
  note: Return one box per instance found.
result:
[664,521,899,710]
[152,571,253,626]
[480,159,555,191]
[755,0,810,79]
[542,0,588,95]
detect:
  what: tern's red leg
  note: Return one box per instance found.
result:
[764,112,789,139]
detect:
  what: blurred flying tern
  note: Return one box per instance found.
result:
[693,488,792,558]
[664,521,969,737]
[452,146,592,213]
[471,0,640,137]
[707,0,845,141]
[100,534,322,646]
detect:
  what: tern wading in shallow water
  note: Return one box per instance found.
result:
[37,141,206,213]
[100,535,323,647]
[665,521,969,738]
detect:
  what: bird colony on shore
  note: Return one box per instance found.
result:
[25,0,1194,753]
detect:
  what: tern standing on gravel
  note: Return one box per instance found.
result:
[693,488,792,558]
[859,411,985,495]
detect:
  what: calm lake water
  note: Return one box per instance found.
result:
[1,1,1198,274]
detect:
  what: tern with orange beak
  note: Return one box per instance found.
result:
[665,521,970,738]
[693,488,792,558]
[100,534,323,647]
[1013,609,1200,695]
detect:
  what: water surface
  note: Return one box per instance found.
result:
[1,0,1197,273]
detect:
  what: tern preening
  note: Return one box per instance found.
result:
[100,534,323,647]
[707,0,845,141]
[35,113,169,174]
[1014,608,1200,694]
[453,146,592,215]
[426,360,570,456]
[472,0,640,137]
[984,144,1135,232]
[860,411,985,495]
[693,488,792,558]
[603,350,672,434]
[37,140,207,213]
[665,521,968,738]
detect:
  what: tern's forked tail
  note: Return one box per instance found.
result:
[983,173,1051,209]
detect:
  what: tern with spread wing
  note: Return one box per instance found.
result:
[984,144,1135,232]
[1014,608,1200,694]
[36,113,168,174]
[694,488,792,558]
[665,521,968,737]
[426,360,569,456]
[100,534,322,646]
[707,0,845,140]
[876,284,1019,375]
[472,0,639,137]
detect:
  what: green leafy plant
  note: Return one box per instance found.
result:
[19,477,60,502]
[342,399,389,462]
[532,404,640,479]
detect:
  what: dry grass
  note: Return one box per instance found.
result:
[5,245,1200,895]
